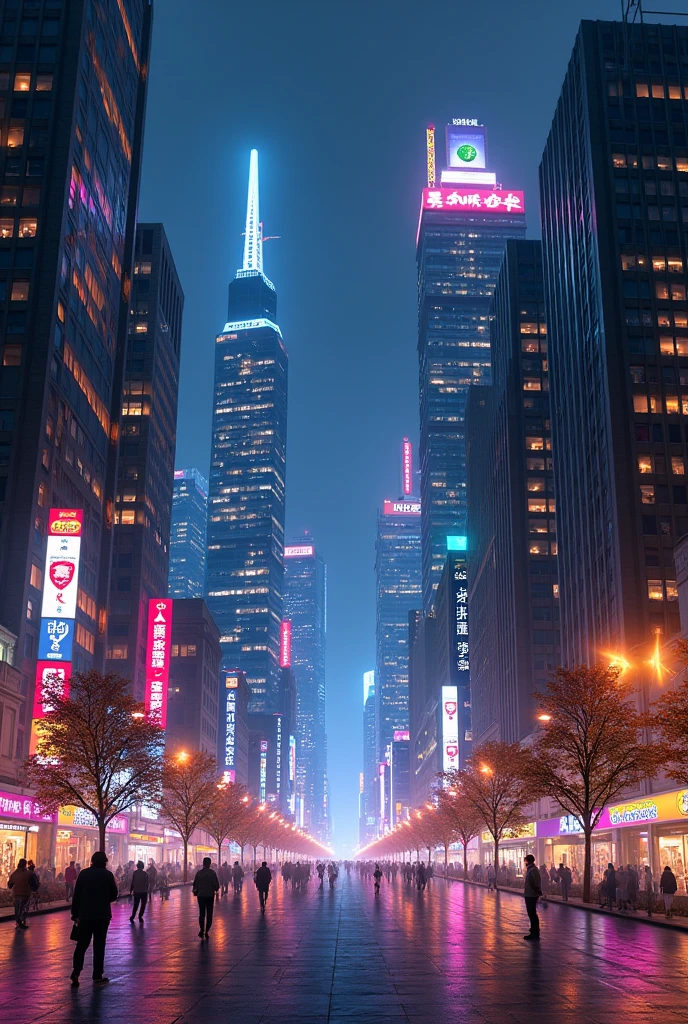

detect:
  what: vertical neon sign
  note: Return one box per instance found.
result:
[402,437,412,495]
[145,599,173,727]
[280,620,291,668]
[426,124,436,187]
[259,739,268,802]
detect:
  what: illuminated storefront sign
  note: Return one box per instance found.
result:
[224,674,238,774]
[145,599,173,727]
[383,500,421,516]
[441,685,459,773]
[259,740,268,802]
[32,663,68,720]
[402,438,412,495]
[446,124,487,169]
[536,788,688,838]
[58,806,128,833]
[422,187,525,214]
[0,790,54,823]
[284,545,314,558]
[280,620,291,668]
[37,618,74,661]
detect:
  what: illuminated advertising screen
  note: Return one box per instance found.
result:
[441,685,459,774]
[145,599,173,727]
[259,740,268,802]
[383,500,421,516]
[37,618,74,662]
[393,730,410,742]
[402,438,412,495]
[422,188,525,215]
[446,125,486,169]
[41,535,82,618]
[32,662,69,720]
[284,545,314,558]
[224,674,238,772]
[280,620,292,668]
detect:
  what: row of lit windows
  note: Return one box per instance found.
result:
[529,542,557,556]
[638,454,686,474]
[636,81,688,100]
[171,645,196,658]
[0,72,53,93]
[648,580,678,601]
[0,217,37,238]
[633,392,688,412]
[612,153,688,172]
[622,254,685,271]
[528,498,556,513]
[640,484,687,504]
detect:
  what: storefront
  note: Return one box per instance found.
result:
[0,789,54,885]
[128,831,164,867]
[55,807,128,875]
[479,824,536,879]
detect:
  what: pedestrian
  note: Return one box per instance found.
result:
[616,865,629,912]
[558,862,572,902]
[660,865,678,917]
[627,865,638,911]
[604,863,617,910]
[231,861,244,893]
[254,860,272,911]
[523,854,542,941]
[192,856,220,939]
[317,862,325,888]
[129,861,148,922]
[644,865,654,916]
[373,863,382,895]
[147,859,158,897]
[416,862,427,891]
[8,857,34,929]
[328,862,338,889]
[70,851,118,987]
[487,863,495,892]
[65,860,77,902]
[218,861,230,895]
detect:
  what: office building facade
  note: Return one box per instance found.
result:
[540,20,688,663]
[106,224,183,699]
[361,670,377,842]
[283,538,328,837]
[165,599,222,758]
[467,239,559,744]
[418,122,527,611]
[206,151,288,712]
[0,0,151,756]
[168,467,208,599]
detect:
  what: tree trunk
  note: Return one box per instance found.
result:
[493,838,499,890]
[463,842,468,879]
[98,817,106,854]
[183,839,188,883]
[218,841,222,867]
[444,843,448,871]
[583,828,592,903]
[240,843,245,866]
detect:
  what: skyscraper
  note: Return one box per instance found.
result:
[0,0,152,755]
[106,224,183,699]
[418,121,527,611]
[375,445,422,763]
[540,20,688,663]
[206,151,288,712]
[467,239,559,745]
[283,537,328,837]
[169,467,208,599]
[166,599,222,758]
[361,670,377,841]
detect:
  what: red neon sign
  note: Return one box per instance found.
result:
[48,508,83,537]
[145,599,173,727]
[402,438,412,495]
[422,187,525,214]
[280,620,292,668]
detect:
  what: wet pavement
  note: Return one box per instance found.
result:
[1,871,687,1022]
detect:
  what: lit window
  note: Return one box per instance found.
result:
[638,455,653,474]
[677,337,688,356]
[120,510,135,525]
[672,283,686,301]
[29,563,43,589]
[552,584,559,599]
[526,437,544,451]
[527,478,545,493]
[0,218,13,239]
[18,218,36,238]
[658,156,672,171]
[548,499,556,512]
[520,322,538,335]
[648,580,664,601]
[37,482,47,507]
[3,344,21,366]
[657,282,670,300]
[529,518,548,534]
[640,485,655,504]
[669,84,683,100]
[636,82,649,97]
[135,321,147,333]
[666,395,680,414]
[107,645,129,660]
[10,281,29,301]
[649,394,660,413]
[526,458,545,471]
[660,336,675,355]
[653,257,667,271]
[652,83,665,99]
[677,158,688,173]
[668,259,684,274]
[35,75,52,92]
[13,73,30,92]
[683,397,688,416]
[529,542,549,555]
[521,338,538,353]
[633,394,648,413]
[613,154,627,168]
[523,378,541,391]
[528,499,547,513]
[672,456,685,475]
[7,127,24,148]
[667,582,678,601]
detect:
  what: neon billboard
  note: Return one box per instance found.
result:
[442,685,459,774]
[446,124,487,169]
[145,599,173,727]
[402,438,412,495]
[280,620,292,668]
[284,545,314,558]
[422,188,525,214]
[383,500,421,516]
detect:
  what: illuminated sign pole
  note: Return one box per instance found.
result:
[426,124,436,187]
[280,620,291,668]
[402,438,412,496]
[31,509,84,753]
[145,598,173,727]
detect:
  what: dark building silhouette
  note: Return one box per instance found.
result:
[206,150,287,712]
[166,599,222,758]
[0,0,152,757]
[106,224,183,698]
[408,610,438,807]
[540,20,688,663]
[169,468,208,599]
[467,239,559,745]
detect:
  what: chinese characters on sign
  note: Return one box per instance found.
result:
[145,598,173,727]
[0,790,54,822]
[284,545,314,558]
[259,740,268,802]
[422,187,525,214]
[383,500,421,516]
[454,564,469,672]
[280,620,292,668]
[402,438,412,495]
[224,674,238,773]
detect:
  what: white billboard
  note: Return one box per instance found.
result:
[40,535,82,618]
[441,685,459,773]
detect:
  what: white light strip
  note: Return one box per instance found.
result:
[218,318,282,338]
[441,169,497,185]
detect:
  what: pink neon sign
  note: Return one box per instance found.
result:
[280,620,292,668]
[402,438,412,495]
[145,599,173,727]
[422,187,525,214]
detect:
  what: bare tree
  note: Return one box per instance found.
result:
[159,749,218,881]
[203,781,249,865]
[530,665,663,902]
[25,671,164,853]
[436,787,483,878]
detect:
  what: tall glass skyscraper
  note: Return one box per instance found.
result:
[169,467,208,599]
[417,122,527,610]
[0,0,151,756]
[283,536,328,838]
[375,453,422,765]
[206,151,288,712]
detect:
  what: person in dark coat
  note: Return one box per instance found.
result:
[523,855,542,940]
[70,851,118,987]
[219,861,231,895]
[660,865,678,917]
[254,861,272,912]
[558,863,572,901]
[605,863,617,910]
[192,857,220,938]
[8,858,34,928]
[626,865,639,911]
[129,861,148,922]
[231,861,244,893]
[64,861,77,902]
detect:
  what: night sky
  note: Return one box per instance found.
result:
[138,0,623,855]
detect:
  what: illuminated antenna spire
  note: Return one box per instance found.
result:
[242,149,262,274]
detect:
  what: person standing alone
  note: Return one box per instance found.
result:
[70,851,119,987]
[64,861,77,903]
[8,858,34,929]
[373,863,382,895]
[523,855,542,941]
[193,857,220,938]
[254,860,272,912]
[129,861,148,922]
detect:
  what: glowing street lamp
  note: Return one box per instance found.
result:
[537,713,552,723]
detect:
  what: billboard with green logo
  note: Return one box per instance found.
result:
[445,125,487,169]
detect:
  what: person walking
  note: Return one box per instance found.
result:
[70,851,118,987]
[147,859,158,898]
[231,861,244,893]
[255,860,272,912]
[64,861,77,903]
[487,863,496,892]
[373,863,382,895]
[604,863,617,911]
[616,865,629,912]
[218,861,230,895]
[416,862,427,891]
[8,858,34,929]
[644,865,654,916]
[660,865,678,917]
[317,862,325,888]
[523,854,542,941]
[192,856,220,938]
[129,861,148,922]
[558,863,572,902]
[328,862,338,889]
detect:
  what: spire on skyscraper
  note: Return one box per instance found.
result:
[242,149,262,275]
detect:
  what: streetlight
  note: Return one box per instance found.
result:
[537,713,552,723]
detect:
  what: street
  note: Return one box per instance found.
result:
[1,873,687,1023]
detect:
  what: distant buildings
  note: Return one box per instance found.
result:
[467,239,559,745]
[283,538,328,837]
[106,224,183,699]
[206,151,288,713]
[417,121,527,611]
[166,598,222,758]
[169,468,208,599]
[360,670,377,843]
